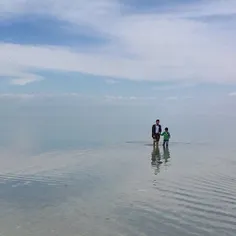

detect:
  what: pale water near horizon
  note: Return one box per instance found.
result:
[0,100,236,235]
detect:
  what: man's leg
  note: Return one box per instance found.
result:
[152,135,156,146]
[156,133,160,145]
[163,140,166,147]
[153,138,156,147]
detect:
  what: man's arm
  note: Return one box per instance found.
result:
[152,125,155,137]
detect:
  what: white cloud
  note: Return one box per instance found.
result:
[0,93,158,106]
[0,93,36,99]
[104,95,158,100]
[0,0,236,83]
[10,77,44,85]
[0,92,82,99]
[105,79,119,84]
[228,92,236,96]
[103,95,159,105]
[152,83,196,91]
[0,62,44,85]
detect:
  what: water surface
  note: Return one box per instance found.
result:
[0,142,235,236]
[0,99,236,235]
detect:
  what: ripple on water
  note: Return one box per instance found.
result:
[0,145,235,236]
[111,145,236,236]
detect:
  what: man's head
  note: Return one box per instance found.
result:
[156,119,160,125]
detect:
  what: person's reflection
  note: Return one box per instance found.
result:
[163,146,171,163]
[151,145,162,174]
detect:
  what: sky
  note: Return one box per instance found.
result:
[1,0,236,150]
[0,0,236,99]
[0,1,236,127]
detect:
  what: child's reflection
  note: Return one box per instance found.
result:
[163,146,170,163]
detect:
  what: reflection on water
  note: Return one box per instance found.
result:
[163,146,171,163]
[0,144,236,236]
[151,145,171,174]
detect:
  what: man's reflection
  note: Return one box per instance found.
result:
[151,145,161,165]
[151,145,162,174]
[151,145,171,174]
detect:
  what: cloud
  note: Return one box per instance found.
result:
[10,77,44,85]
[0,93,36,99]
[0,61,44,85]
[228,92,236,96]
[0,92,82,99]
[152,83,196,91]
[104,95,156,101]
[1,0,236,84]
[105,79,119,84]
[0,93,159,107]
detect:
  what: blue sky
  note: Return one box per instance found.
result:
[0,0,236,102]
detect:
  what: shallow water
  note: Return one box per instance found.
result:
[0,142,235,236]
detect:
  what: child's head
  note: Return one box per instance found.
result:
[165,127,168,131]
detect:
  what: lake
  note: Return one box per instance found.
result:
[0,100,235,235]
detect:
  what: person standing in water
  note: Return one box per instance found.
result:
[161,127,171,147]
[152,119,162,146]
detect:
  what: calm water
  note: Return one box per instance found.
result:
[0,142,235,236]
[0,101,236,235]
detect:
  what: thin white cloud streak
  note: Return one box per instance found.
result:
[228,92,236,96]
[0,0,236,83]
[105,79,119,84]
[152,83,196,91]
[0,92,86,99]
[0,93,161,107]
[0,93,193,103]
[104,95,157,101]
[0,93,157,103]
[10,77,44,85]
[0,93,36,99]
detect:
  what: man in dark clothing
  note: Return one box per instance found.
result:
[152,119,162,146]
